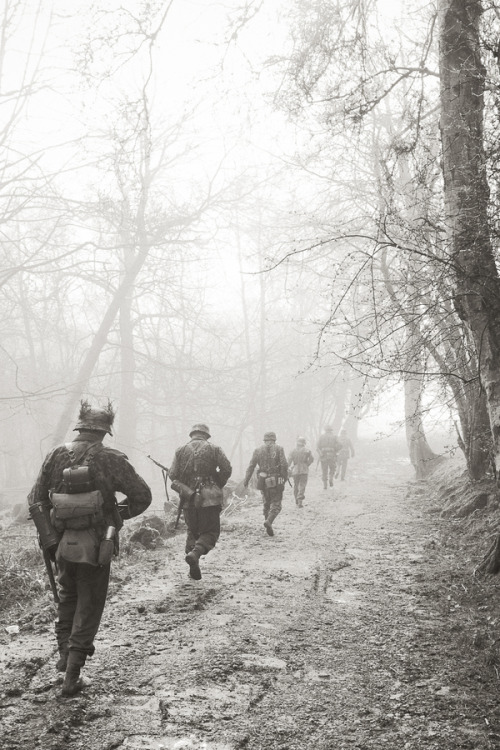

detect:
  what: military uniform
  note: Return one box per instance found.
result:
[288,438,314,507]
[335,430,355,481]
[243,431,288,536]
[317,427,341,489]
[27,403,151,696]
[169,423,232,580]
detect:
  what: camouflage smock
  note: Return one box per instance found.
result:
[169,437,232,491]
[244,443,288,486]
[28,431,152,526]
[287,446,314,476]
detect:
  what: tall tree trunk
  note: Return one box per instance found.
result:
[404,374,440,479]
[463,383,492,479]
[330,376,348,435]
[439,0,500,478]
[50,247,151,446]
[258,255,267,439]
[116,279,137,453]
[343,376,365,438]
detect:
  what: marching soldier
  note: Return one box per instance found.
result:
[336,428,355,481]
[317,425,341,490]
[28,401,152,697]
[243,431,288,536]
[169,423,232,581]
[288,436,314,507]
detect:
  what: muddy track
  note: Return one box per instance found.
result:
[2,446,500,749]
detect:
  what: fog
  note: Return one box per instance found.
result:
[1,0,463,503]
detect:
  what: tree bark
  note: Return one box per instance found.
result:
[439,0,500,478]
[343,376,365,439]
[50,247,151,446]
[404,374,440,479]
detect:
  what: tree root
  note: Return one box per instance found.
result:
[475,534,500,576]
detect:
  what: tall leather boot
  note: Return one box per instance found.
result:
[263,519,274,536]
[185,547,202,580]
[264,509,278,536]
[56,643,69,672]
[61,651,85,697]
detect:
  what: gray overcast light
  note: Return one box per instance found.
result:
[3,1,500,745]
[0,0,484,483]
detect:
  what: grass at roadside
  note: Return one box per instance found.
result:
[0,551,46,612]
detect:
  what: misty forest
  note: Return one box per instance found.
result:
[4,0,500,748]
[4,0,500,489]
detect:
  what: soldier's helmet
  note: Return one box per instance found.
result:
[263,431,277,441]
[297,436,306,445]
[189,423,211,438]
[324,425,333,432]
[74,400,114,435]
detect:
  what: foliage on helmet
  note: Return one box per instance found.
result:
[74,399,115,435]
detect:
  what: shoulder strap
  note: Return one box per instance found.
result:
[189,440,208,474]
[65,442,103,467]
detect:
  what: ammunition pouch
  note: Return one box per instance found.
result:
[264,475,277,489]
[50,490,105,531]
[257,471,267,491]
[199,482,224,507]
[57,527,101,566]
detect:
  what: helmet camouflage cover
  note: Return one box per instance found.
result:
[73,400,115,436]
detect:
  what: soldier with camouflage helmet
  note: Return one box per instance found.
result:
[243,431,288,536]
[169,423,232,581]
[27,401,152,697]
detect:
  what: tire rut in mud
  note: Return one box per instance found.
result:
[3,455,500,749]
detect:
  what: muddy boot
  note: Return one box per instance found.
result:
[185,549,202,580]
[263,519,274,536]
[56,644,69,672]
[61,652,85,697]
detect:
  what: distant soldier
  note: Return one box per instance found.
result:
[335,428,355,481]
[288,436,314,508]
[317,425,341,490]
[27,401,152,697]
[243,431,288,536]
[169,423,232,581]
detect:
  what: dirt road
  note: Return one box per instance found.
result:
[2,440,500,749]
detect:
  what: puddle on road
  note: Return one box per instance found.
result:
[326,589,363,606]
[240,652,287,670]
[123,737,233,750]
[304,667,335,682]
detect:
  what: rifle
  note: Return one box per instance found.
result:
[42,550,60,604]
[147,455,171,505]
[28,502,60,604]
